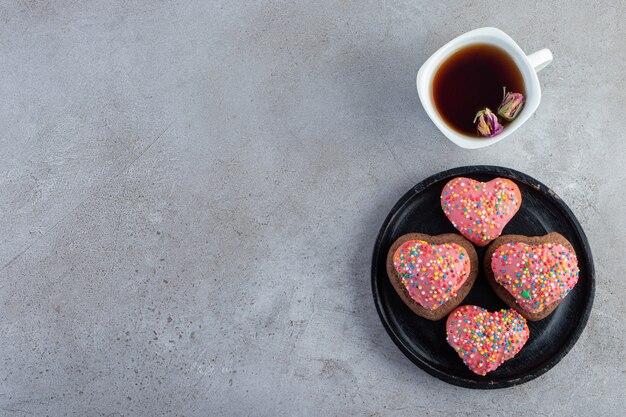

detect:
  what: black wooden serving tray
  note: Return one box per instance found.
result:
[371,166,594,389]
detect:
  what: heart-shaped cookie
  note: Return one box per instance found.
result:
[446,305,529,376]
[441,177,522,246]
[386,233,478,321]
[484,233,580,321]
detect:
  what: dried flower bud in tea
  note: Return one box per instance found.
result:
[498,88,525,121]
[473,108,504,137]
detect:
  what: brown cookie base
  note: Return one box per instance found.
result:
[483,232,577,321]
[386,233,478,321]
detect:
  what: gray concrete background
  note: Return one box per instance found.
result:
[0,0,624,415]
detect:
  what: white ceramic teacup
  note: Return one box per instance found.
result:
[416,27,552,149]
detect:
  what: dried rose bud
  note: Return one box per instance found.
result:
[473,108,503,137]
[498,89,525,121]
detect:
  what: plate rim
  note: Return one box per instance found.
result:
[371,165,595,389]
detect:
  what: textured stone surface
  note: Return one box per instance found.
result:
[0,1,624,415]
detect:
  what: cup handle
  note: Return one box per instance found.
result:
[527,48,553,72]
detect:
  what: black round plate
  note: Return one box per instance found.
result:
[372,166,595,389]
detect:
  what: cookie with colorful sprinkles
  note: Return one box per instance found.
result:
[484,232,580,321]
[446,305,529,376]
[441,177,522,246]
[386,233,478,321]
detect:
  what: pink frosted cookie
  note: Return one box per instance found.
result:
[386,233,478,321]
[484,233,580,321]
[446,305,529,376]
[441,177,522,246]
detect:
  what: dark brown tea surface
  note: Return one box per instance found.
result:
[432,44,525,136]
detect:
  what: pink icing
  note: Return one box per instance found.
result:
[441,177,521,246]
[491,242,580,313]
[446,305,529,376]
[392,240,470,310]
